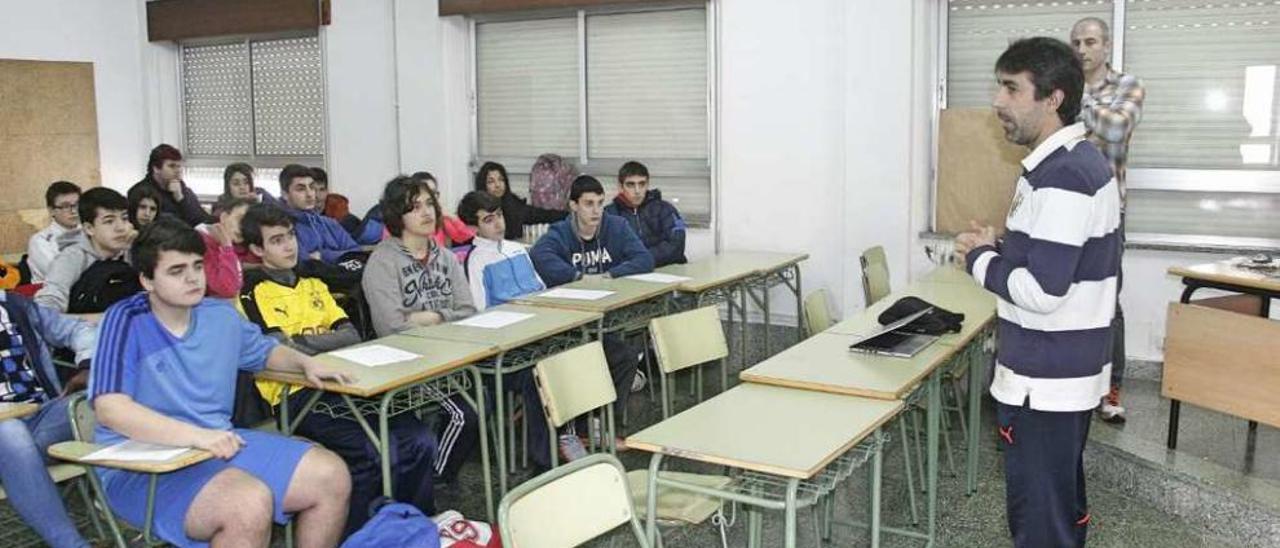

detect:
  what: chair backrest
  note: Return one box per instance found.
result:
[860,245,891,306]
[649,306,728,375]
[499,453,650,548]
[534,341,617,429]
[68,393,95,443]
[803,289,835,335]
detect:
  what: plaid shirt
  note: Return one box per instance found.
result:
[1078,65,1146,203]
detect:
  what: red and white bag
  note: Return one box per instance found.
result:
[432,510,502,548]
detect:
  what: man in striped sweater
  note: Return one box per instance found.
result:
[955,37,1121,548]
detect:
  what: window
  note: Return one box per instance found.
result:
[472,5,713,226]
[941,0,1280,244]
[180,35,325,197]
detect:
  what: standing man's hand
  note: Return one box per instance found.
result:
[954,221,997,264]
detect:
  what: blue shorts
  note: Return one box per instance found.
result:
[98,429,313,548]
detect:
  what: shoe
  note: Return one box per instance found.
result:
[583,417,628,452]
[1098,385,1126,424]
[631,370,648,393]
[558,434,588,462]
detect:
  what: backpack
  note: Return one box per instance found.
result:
[528,154,575,211]
[67,259,142,314]
[341,498,441,548]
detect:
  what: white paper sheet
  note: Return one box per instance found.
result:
[329,344,421,367]
[539,288,615,300]
[454,311,535,329]
[626,272,692,284]
[82,441,190,463]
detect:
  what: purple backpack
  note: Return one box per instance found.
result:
[528,154,576,211]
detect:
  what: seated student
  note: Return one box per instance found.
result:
[127,182,163,229]
[128,144,214,227]
[474,161,567,241]
[195,196,252,299]
[28,181,82,284]
[278,164,361,265]
[88,216,352,548]
[35,188,138,315]
[530,175,652,462]
[362,176,478,482]
[457,191,545,311]
[235,203,438,536]
[313,167,362,237]
[412,171,475,251]
[0,289,97,548]
[603,161,687,267]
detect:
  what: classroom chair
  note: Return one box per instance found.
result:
[803,288,836,336]
[48,394,213,547]
[648,306,729,419]
[533,341,619,468]
[499,453,650,548]
[860,246,891,307]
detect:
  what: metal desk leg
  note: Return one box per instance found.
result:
[763,276,772,357]
[869,428,883,548]
[467,367,494,522]
[784,478,799,548]
[927,370,941,547]
[1167,399,1181,449]
[739,284,749,368]
[491,355,508,497]
[645,453,664,546]
[792,265,804,342]
[966,343,982,495]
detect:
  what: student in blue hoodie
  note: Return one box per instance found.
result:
[530,175,651,464]
[277,164,361,265]
[603,161,687,268]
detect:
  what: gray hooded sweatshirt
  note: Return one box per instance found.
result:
[34,231,127,312]
[362,237,475,337]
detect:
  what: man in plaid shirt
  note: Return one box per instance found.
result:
[1071,16,1146,423]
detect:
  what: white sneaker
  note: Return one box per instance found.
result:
[558,434,588,462]
[631,370,648,393]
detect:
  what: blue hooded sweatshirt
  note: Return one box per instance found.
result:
[530,213,655,287]
[288,206,361,264]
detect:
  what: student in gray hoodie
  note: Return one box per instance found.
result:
[34,188,137,315]
[362,175,478,483]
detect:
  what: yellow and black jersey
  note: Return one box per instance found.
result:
[235,270,349,406]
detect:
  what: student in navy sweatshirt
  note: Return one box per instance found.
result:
[529,176,651,465]
[603,161,687,267]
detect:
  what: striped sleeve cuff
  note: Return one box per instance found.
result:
[965,245,998,286]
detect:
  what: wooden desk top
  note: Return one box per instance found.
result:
[48,441,211,473]
[826,280,996,348]
[0,402,38,422]
[657,259,761,293]
[1169,258,1280,293]
[919,265,978,285]
[717,250,809,273]
[739,332,958,400]
[256,335,498,398]
[626,383,902,479]
[511,277,677,313]
[403,304,600,351]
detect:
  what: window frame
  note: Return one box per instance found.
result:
[176,30,328,198]
[465,1,717,228]
[933,0,1280,248]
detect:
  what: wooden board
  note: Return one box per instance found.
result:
[402,304,600,351]
[0,402,38,421]
[739,332,958,400]
[1169,258,1280,294]
[48,441,212,474]
[1163,303,1280,428]
[0,59,101,254]
[935,108,1025,234]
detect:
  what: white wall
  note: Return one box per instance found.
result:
[0,0,154,193]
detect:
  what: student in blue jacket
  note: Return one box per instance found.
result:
[603,161,687,268]
[277,164,361,265]
[529,176,651,465]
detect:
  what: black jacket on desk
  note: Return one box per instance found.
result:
[604,189,687,268]
[130,176,214,226]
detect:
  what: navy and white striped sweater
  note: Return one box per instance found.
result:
[966,123,1122,412]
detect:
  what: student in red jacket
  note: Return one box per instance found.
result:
[195,195,253,299]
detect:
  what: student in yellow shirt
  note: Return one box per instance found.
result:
[235,203,439,539]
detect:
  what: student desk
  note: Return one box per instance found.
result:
[511,277,679,354]
[726,252,809,358]
[738,331,955,546]
[826,271,996,495]
[0,402,38,421]
[257,334,500,521]
[403,304,602,495]
[1165,258,1280,450]
[658,253,784,369]
[626,383,901,548]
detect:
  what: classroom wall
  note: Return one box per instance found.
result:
[0,0,153,193]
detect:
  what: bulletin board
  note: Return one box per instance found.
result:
[0,59,101,256]
[934,108,1025,234]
